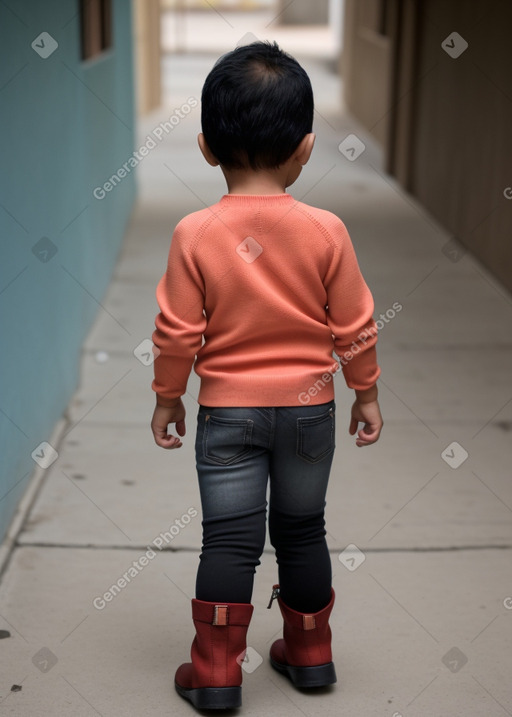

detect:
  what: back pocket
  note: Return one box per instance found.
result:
[297,407,335,463]
[203,415,254,465]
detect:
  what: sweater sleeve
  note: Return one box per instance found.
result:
[151,221,206,403]
[324,219,381,390]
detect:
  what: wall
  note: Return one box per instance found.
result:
[342,0,512,293]
[407,0,512,292]
[134,0,162,115]
[0,0,136,542]
[342,0,393,146]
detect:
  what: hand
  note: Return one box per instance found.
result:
[349,398,383,447]
[151,399,186,449]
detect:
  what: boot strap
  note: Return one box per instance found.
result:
[303,615,316,630]
[213,605,229,625]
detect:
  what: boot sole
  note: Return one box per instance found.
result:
[270,657,337,688]
[175,682,241,709]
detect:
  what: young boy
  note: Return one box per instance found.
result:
[151,42,383,711]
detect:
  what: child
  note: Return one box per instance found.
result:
[151,42,383,711]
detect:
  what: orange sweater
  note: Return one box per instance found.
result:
[152,194,380,407]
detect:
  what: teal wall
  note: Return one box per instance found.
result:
[0,1,136,541]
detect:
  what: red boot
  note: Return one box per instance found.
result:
[268,585,337,688]
[175,599,254,710]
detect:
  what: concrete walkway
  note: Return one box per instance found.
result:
[1,38,512,717]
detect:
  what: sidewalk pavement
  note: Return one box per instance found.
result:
[1,44,512,717]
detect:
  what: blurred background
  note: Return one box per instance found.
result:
[1,1,511,715]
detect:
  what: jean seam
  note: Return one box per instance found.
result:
[296,411,335,463]
[268,407,276,452]
[202,418,254,465]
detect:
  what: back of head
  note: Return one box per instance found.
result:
[201,41,314,170]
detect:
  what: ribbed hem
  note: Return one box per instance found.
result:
[197,372,336,407]
[219,193,295,206]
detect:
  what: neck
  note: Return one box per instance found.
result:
[221,166,290,195]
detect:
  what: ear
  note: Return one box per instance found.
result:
[198,133,219,167]
[294,133,315,166]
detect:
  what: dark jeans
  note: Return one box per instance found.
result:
[194,400,335,613]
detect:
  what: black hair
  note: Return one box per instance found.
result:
[201,41,314,170]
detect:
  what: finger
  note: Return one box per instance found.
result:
[160,436,183,449]
[356,424,379,446]
[176,419,186,437]
[166,436,183,449]
[152,428,182,449]
[349,417,358,435]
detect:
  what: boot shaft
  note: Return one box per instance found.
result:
[190,599,254,687]
[270,585,335,667]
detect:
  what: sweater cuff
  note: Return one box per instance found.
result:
[341,345,381,390]
[151,351,194,404]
